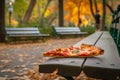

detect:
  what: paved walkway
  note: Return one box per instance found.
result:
[0,38,99,80]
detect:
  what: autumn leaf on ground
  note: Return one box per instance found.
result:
[14,64,26,68]
[1,69,15,73]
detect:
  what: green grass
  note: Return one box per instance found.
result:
[38,26,55,37]
[80,25,96,34]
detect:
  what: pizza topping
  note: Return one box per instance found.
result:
[43,43,104,57]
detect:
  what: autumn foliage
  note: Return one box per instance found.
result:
[64,0,102,26]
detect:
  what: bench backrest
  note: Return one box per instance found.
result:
[53,27,81,34]
[6,28,40,35]
[110,9,120,55]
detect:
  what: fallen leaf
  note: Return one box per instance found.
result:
[1,69,15,73]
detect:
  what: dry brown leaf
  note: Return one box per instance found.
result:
[21,64,26,68]
[23,68,29,71]
[14,65,20,68]
[40,69,58,80]
[19,58,24,62]
[31,62,39,66]
[0,60,11,68]
[0,63,8,68]
[0,60,11,63]
[1,69,15,73]
[16,71,28,76]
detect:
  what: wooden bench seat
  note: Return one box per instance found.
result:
[83,32,120,80]
[5,27,50,42]
[39,31,120,80]
[52,26,87,38]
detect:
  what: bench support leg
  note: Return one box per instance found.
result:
[63,76,74,80]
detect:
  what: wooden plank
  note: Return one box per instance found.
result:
[56,30,80,33]
[7,34,50,37]
[39,57,85,76]
[83,31,120,80]
[54,27,80,30]
[58,32,87,35]
[74,31,103,46]
[6,28,38,31]
[6,31,40,35]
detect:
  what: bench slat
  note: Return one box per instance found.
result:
[54,27,80,30]
[83,32,120,80]
[39,57,85,76]
[53,27,87,36]
[6,28,38,31]
[56,30,81,32]
[74,31,103,46]
[6,31,39,35]
[58,32,87,35]
[7,34,50,37]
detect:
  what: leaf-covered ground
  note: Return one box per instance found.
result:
[0,38,102,80]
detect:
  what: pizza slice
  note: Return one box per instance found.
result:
[43,44,104,57]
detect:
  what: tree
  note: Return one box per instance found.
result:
[14,0,28,24]
[94,0,98,13]
[89,0,99,19]
[89,0,94,18]
[106,3,114,13]
[22,0,36,24]
[47,13,57,25]
[89,0,114,31]
[58,0,64,27]
[39,0,52,26]
[101,0,106,31]
[0,0,5,42]
[64,0,92,26]
[71,0,83,27]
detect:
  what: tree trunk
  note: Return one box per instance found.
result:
[39,0,52,26]
[89,0,95,19]
[77,0,83,27]
[94,0,98,13]
[0,0,5,42]
[22,0,36,24]
[58,0,64,27]
[48,15,57,25]
[37,0,41,19]
[101,0,106,31]
[78,6,80,27]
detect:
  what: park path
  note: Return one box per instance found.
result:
[0,38,100,80]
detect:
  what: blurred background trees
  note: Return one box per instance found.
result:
[1,0,120,42]
[4,0,120,28]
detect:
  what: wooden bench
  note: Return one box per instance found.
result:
[5,27,50,42]
[52,26,87,38]
[39,31,120,80]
